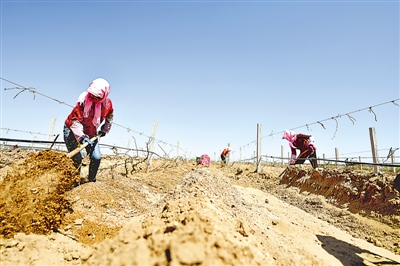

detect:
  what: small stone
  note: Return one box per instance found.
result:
[74,219,84,226]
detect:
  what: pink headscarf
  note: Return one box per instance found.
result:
[77,78,110,128]
[282,130,297,149]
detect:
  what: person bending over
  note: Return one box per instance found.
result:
[282,130,318,169]
[221,148,231,166]
[63,78,114,184]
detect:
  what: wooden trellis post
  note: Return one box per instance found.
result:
[256,123,262,173]
[335,148,339,168]
[369,127,380,173]
[392,153,396,173]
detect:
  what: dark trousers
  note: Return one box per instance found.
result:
[63,124,101,182]
[294,149,318,169]
[221,155,227,164]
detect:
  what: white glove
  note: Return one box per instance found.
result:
[290,154,296,164]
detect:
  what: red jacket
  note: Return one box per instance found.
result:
[65,99,114,141]
[291,134,316,155]
[221,149,230,157]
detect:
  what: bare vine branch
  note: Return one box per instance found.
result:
[268,130,274,137]
[122,141,152,175]
[158,144,170,159]
[331,117,338,140]
[383,147,399,163]
[346,114,356,125]
[368,107,377,121]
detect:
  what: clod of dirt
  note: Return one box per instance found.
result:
[0,150,80,237]
[280,166,400,228]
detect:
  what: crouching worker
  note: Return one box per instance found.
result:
[282,130,318,169]
[63,78,114,184]
[197,154,211,167]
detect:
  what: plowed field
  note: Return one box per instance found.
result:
[1,149,399,265]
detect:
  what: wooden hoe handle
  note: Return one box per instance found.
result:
[66,135,99,158]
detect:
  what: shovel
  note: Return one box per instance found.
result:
[66,135,100,158]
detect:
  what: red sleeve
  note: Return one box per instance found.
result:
[65,103,84,128]
[100,99,114,133]
[101,99,114,120]
[290,147,297,156]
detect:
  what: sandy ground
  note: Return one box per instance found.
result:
[0,149,399,265]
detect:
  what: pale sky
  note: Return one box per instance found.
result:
[1,0,399,163]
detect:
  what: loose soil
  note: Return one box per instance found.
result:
[1,149,399,265]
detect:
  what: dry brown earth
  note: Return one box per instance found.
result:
[0,149,399,265]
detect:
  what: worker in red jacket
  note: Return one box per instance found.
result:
[221,148,231,166]
[282,130,318,169]
[63,78,114,184]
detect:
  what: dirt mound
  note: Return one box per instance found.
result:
[280,166,400,228]
[86,196,270,265]
[83,168,314,265]
[0,150,79,237]
[0,232,91,266]
[1,152,399,265]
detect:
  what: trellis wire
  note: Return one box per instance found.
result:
[1,77,187,156]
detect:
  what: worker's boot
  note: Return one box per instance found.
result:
[88,159,101,182]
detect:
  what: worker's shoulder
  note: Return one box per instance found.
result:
[297,133,310,138]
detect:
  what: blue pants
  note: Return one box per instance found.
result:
[63,124,101,182]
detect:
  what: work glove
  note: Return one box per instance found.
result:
[290,154,296,165]
[98,131,106,137]
[81,137,94,147]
